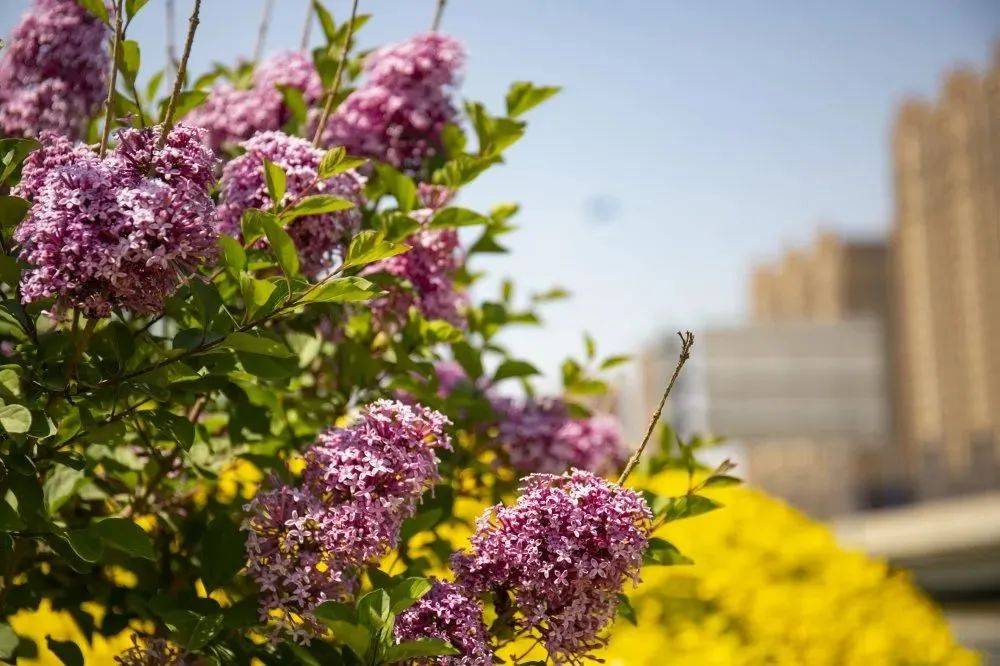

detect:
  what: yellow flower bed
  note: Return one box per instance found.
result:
[10,470,977,664]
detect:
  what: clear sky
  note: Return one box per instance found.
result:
[2,0,998,386]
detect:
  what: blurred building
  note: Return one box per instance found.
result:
[891,55,1000,500]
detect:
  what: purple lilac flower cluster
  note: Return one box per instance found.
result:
[188,51,324,151]
[0,0,110,138]
[452,470,652,661]
[317,33,465,173]
[13,125,219,317]
[368,185,465,326]
[244,400,451,640]
[217,131,364,276]
[493,397,628,476]
[394,580,494,666]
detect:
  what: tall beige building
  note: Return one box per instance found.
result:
[892,49,1000,498]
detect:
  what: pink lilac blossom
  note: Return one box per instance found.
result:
[451,470,652,662]
[394,580,494,666]
[317,34,465,173]
[187,51,322,152]
[301,400,452,556]
[0,0,110,138]
[243,483,360,641]
[217,131,364,276]
[494,398,628,476]
[11,130,91,200]
[14,124,218,317]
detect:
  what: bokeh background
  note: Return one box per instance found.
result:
[2,0,999,662]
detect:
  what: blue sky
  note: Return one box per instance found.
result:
[3,1,998,384]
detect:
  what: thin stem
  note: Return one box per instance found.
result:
[311,0,360,146]
[158,0,202,149]
[299,1,314,51]
[431,0,447,31]
[128,79,147,128]
[252,0,276,63]
[617,331,694,485]
[98,0,125,158]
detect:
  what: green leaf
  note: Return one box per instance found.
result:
[313,604,370,663]
[239,274,278,319]
[43,464,86,514]
[428,207,489,230]
[200,515,246,591]
[378,211,421,242]
[118,40,141,85]
[0,498,24,531]
[148,409,195,449]
[505,81,562,117]
[162,610,224,651]
[312,0,337,44]
[0,623,19,661]
[703,475,742,488]
[263,159,287,207]
[145,69,164,102]
[356,589,391,630]
[0,196,30,232]
[282,194,355,221]
[0,137,41,184]
[313,601,355,625]
[389,577,432,614]
[373,164,417,212]
[616,593,637,626]
[0,367,21,398]
[493,359,539,382]
[240,209,278,246]
[340,230,409,271]
[64,528,104,563]
[94,518,155,560]
[125,0,150,22]
[658,495,723,523]
[74,0,109,23]
[384,638,459,663]
[260,215,300,277]
[46,636,84,666]
[223,332,293,358]
[0,403,32,434]
[157,90,208,122]
[318,146,367,178]
[299,276,381,304]
[643,537,693,566]
[600,354,631,370]
[277,85,308,128]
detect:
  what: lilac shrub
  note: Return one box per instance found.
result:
[217,131,364,276]
[0,0,110,137]
[453,470,652,661]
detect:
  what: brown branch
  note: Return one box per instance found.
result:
[617,331,694,485]
[157,0,202,149]
[98,0,125,158]
[311,0,360,146]
[431,0,448,31]
[252,0,276,63]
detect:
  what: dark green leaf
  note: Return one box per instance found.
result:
[0,196,30,231]
[373,164,417,212]
[94,518,155,560]
[312,0,337,44]
[643,537,693,566]
[222,332,293,358]
[64,528,104,563]
[157,90,208,122]
[261,214,300,277]
[493,359,539,382]
[616,593,637,625]
[356,589,391,630]
[389,577,432,614]
[0,498,25,531]
[240,209,278,246]
[148,409,195,449]
[277,85,308,128]
[46,637,84,666]
[702,475,742,488]
[43,464,85,514]
[200,515,246,591]
[428,207,489,229]
[0,137,41,183]
[658,494,723,523]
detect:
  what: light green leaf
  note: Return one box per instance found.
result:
[240,209,278,246]
[312,0,337,44]
[74,0,109,23]
[118,39,141,85]
[218,235,246,275]
[263,159,287,207]
[0,196,30,232]
[374,164,418,212]
[384,639,459,663]
[261,215,300,277]
[356,589,391,630]
[0,368,21,398]
[493,359,539,382]
[505,81,562,117]
[658,495,723,523]
[0,404,32,434]
[428,207,489,229]
[0,137,41,183]
[222,332,293,358]
[125,0,150,22]
[318,146,367,178]
[389,577,432,614]
[0,623,19,661]
[340,230,409,271]
[277,85,307,128]
[282,194,355,222]
[43,464,86,514]
[299,276,381,304]
[239,274,278,319]
[94,518,155,560]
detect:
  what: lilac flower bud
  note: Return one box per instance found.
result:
[0,0,110,138]
[394,580,494,666]
[452,469,652,661]
[217,131,364,277]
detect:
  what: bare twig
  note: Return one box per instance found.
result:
[311,0,360,145]
[252,0,276,63]
[300,1,314,50]
[431,0,448,31]
[617,331,695,485]
[157,0,202,149]
[98,0,125,158]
